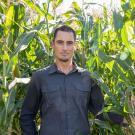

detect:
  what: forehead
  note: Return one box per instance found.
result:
[55,31,74,41]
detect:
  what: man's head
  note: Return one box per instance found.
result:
[52,25,76,63]
[53,25,76,42]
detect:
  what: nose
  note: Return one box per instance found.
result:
[63,43,68,50]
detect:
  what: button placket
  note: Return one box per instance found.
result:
[64,75,69,135]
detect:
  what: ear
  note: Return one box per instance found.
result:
[74,41,81,51]
[51,41,54,49]
[74,41,78,51]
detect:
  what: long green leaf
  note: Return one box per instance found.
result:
[14,30,37,55]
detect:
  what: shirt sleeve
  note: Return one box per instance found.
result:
[20,71,41,135]
[88,79,104,115]
[88,79,123,124]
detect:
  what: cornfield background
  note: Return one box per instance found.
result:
[0,0,135,134]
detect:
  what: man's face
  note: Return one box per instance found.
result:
[52,31,76,62]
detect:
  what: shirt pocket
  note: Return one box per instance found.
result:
[41,86,61,107]
[71,83,90,106]
[74,82,90,93]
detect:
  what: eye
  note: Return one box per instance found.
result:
[56,40,64,44]
[67,41,73,46]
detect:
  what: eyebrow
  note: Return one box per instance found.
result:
[56,40,74,43]
[67,41,74,44]
[56,40,64,42]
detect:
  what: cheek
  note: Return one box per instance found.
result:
[54,48,61,56]
[56,47,62,53]
[69,48,75,53]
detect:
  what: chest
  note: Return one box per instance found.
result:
[40,73,91,111]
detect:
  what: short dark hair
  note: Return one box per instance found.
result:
[53,25,76,41]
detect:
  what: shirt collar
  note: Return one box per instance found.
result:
[48,62,82,74]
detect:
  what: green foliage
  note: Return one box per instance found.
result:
[0,0,135,134]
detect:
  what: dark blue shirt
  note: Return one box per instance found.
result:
[20,63,104,135]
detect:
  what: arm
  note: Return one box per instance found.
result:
[88,79,104,115]
[20,72,41,135]
[96,112,123,125]
[88,79,123,124]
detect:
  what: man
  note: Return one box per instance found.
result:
[20,25,123,135]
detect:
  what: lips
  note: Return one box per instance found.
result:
[61,53,69,56]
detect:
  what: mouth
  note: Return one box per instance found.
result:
[61,53,69,56]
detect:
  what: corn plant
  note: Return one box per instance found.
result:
[0,0,64,134]
[0,0,135,134]
[62,0,135,134]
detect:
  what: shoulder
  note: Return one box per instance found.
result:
[32,65,52,77]
[77,66,97,85]
[77,66,91,77]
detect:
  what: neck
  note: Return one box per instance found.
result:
[55,59,73,74]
